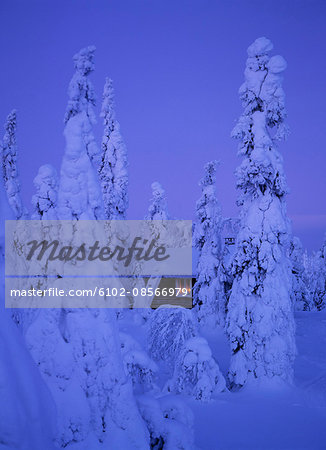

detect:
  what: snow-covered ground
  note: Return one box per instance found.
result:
[192,312,326,449]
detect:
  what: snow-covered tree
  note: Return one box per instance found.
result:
[119,319,196,447]
[148,306,197,372]
[99,78,128,219]
[146,181,169,220]
[64,46,96,124]
[310,236,326,310]
[120,332,158,395]
[226,37,296,388]
[31,164,58,220]
[141,182,170,314]
[193,160,225,326]
[289,236,312,311]
[0,169,55,449]
[58,46,103,219]
[33,47,150,448]
[26,308,149,448]
[1,110,28,218]
[137,394,195,449]
[165,336,226,401]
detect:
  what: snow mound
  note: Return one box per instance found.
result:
[247,37,273,57]
[166,336,226,401]
[268,55,287,73]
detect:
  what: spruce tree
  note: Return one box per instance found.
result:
[193,160,225,326]
[310,236,326,310]
[1,110,28,219]
[226,37,296,388]
[289,236,312,311]
[146,182,169,220]
[99,78,128,219]
[41,47,149,447]
[143,182,170,307]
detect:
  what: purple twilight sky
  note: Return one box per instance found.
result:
[0,0,325,251]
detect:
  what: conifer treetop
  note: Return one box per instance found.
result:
[64,45,97,125]
[99,77,128,219]
[146,182,169,220]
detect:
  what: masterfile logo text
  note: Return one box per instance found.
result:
[5,220,192,308]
